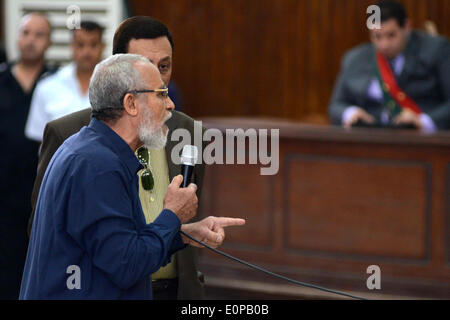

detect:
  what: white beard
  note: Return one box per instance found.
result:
[138,107,171,149]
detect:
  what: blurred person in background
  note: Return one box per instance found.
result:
[0,12,53,300]
[328,0,450,132]
[25,20,104,142]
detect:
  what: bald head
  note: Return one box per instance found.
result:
[19,13,51,31]
[18,13,52,63]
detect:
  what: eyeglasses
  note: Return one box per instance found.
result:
[121,87,169,106]
[130,88,169,97]
[137,147,154,191]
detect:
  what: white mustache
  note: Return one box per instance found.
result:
[164,111,172,123]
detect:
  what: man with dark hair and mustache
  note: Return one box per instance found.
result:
[0,12,53,299]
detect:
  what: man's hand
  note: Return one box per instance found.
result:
[181,216,246,248]
[393,109,422,129]
[343,107,375,129]
[163,175,198,224]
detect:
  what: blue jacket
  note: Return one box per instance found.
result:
[20,118,184,299]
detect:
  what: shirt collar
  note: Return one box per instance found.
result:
[88,118,143,175]
[389,54,405,75]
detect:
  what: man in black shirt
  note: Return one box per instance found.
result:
[0,12,53,299]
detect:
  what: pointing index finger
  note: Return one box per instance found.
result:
[215,217,246,228]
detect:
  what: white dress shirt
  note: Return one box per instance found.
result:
[25,63,91,142]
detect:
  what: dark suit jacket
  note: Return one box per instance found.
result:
[28,108,207,299]
[328,31,450,130]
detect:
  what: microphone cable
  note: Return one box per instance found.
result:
[180,230,368,300]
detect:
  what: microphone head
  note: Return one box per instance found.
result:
[181,145,198,166]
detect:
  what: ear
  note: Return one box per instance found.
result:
[123,93,139,116]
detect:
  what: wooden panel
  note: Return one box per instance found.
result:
[196,117,450,299]
[202,163,275,250]
[284,155,429,260]
[129,0,450,123]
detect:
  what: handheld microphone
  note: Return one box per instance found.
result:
[180,145,198,188]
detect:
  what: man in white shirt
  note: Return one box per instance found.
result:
[26,21,104,142]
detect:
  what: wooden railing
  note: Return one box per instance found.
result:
[197,117,450,299]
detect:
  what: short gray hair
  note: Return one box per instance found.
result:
[89,53,150,121]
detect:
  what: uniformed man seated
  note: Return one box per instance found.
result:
[328,0,450,132]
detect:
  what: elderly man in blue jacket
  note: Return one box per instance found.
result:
[20,54,245,299]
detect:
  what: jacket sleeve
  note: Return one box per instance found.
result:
[328,52,360,125]
[28,122,64,236]
[65,169,184,290]
[427,40,450,130]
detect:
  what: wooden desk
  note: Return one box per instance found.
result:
[196,117,450,299]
